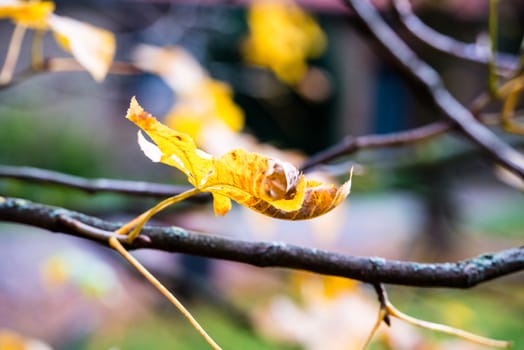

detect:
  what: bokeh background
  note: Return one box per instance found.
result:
[0,0,523,349]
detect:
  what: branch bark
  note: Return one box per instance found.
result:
[1,196,522,288]
[342,0,524,179]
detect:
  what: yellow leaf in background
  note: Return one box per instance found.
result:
[133,44,207,96]
[292,273,359,302]
[166,79,244,140]
[0,0,54,29]
[41,255,68,287]
[127,97,351,219]
[133,45,245,141]
[48,14,115,81]
[0,329,53,350]
[243,0,326,85]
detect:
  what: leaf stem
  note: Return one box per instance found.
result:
[365,284,511,348]
[361,306,387,349]
[385,301,512,348]
[0,24,27,85]
[115,188,201,242]
[109,236,222,350]
[31,29,45,70]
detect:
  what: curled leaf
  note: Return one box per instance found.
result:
[126,97,351,220]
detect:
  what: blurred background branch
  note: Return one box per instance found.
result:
[301,120,451,171]
[392,0,519,72]
[0,57,142,91]
[0,164,207,199]
[343,0,524,178]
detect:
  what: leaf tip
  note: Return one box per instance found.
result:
[335,167,353,202]
[126,96,156,130]
[126,96,142,120]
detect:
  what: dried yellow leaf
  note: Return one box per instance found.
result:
[243,0,326,85]
[165,79,245,140]
[0,0,54,29]
[48,14,115,81]
[127,97,351,220]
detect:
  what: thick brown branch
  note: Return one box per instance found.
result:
[1,196,522,288]
[0,165,209,200]
[342,0,524,178]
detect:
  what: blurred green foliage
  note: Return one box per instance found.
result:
[468,197,524,237]
[0,106,105,176]
[387,286,524,349]
[84,303,298,350]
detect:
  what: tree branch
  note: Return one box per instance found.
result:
[1,196,522,288]
[393,0,519,73]
[342,0,524,179]
[301,121,451,171]
[300,108,520,171]
[0,165,210,200]
[0,58,142,91]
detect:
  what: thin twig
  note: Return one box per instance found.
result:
[1,196,522,288]
[57,214,126,242]
[301,121,450,171]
